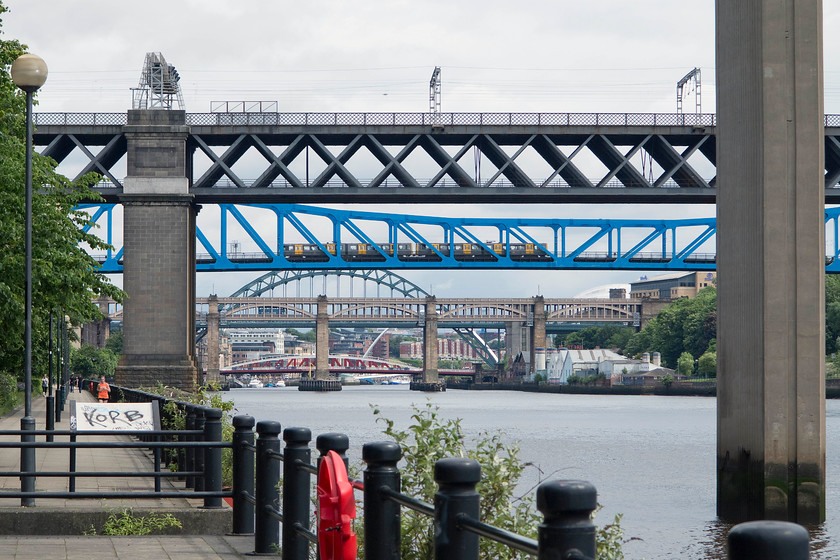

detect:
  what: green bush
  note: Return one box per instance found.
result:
[0,373,20,415]
[368,402,625,560]
[87,509,182,535]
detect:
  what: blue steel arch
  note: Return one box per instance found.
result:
[77,203,840,273]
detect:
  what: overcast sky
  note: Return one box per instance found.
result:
[4,1,838,299]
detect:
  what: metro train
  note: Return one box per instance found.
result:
[282,242,552,263]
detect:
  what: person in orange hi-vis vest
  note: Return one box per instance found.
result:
[97,376,111,403]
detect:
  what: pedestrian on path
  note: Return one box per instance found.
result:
[41,374,49,394]
[97,376,111,403]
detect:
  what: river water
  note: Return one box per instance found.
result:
[222,386,840,560]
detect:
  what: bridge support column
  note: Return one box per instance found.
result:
[114,109,198,390]
[205,295,221,384]
[529,296,546,376]
[505,321,523,363]
[300,295,340,391]
[716,0,825,523]
[412,296,444,392]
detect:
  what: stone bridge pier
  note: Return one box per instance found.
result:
[411,296,445,392]
[114,110,198,390]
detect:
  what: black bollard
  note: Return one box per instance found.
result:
[283,427,312,560]
[193,407,206,492]
[434,457,481,560]
[363,441,402,560]
[255,420,282,555]
[202,407,224,509]
[20,416,35,507]
[45,395,54,442]
[231,415,255,535]
[316,432,350,472]
[536,480,597,560]
[728,521,810,560]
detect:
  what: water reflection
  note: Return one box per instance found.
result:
[681,518,831,559]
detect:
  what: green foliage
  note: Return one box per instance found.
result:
[0,372,20,414]
[105,330,123,355]
[369,402,624,560]
[661,373,674,388]
[89,509,182,536]
[625,286,716,367]
[142,384,236,486]
[0,4,123,383]
[533,372,547,383]
[556,325,635,351]
[677,351,694,377]
[566,374,582,385]
[697,351,716,378]
[596,512,626,560]
[70,344,118,379]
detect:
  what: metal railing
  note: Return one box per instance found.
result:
[228,418,811,560]
[33,111,720,128]
[0,383,228,507]
[28,110,840,130]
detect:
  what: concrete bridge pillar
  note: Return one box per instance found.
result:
[716,0,825,523]
[205,295,220,384]
[505,321,523,361]
[315,295,330,379]
[412,296,444,391]
[530,296,546,375]
[114,110,198,390]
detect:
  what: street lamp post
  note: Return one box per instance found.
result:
[11,53,48,508]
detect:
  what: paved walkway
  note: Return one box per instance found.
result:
[0,390,257,559]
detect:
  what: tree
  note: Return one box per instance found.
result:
[105,329,123,355]
[625,286,716,367]
[70,344,118,379]
[677,351,694,377]
[697,351,716,378]
[0,4,123,383]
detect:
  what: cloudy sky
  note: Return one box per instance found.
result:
[5,1,838,299]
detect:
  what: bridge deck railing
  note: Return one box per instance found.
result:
[33,111,721,128]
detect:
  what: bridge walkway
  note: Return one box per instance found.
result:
[0,390,252,559]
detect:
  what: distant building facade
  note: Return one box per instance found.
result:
[630,271,716,300]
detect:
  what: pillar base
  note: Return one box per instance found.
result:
[114,363,198,391]
[298,379,342,392]
[410,381,446,392]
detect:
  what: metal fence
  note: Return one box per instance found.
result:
[33,111,720,128]
[0,383,228,507]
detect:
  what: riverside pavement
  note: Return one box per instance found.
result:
[0,389,257,559]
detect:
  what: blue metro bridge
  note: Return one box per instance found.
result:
[80,202,840,273]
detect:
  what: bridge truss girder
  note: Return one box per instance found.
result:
[32,112,840,203]
[78,203,840,273]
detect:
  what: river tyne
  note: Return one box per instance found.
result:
[223,387,840,559]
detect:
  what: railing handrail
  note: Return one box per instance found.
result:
[32,110,720,128]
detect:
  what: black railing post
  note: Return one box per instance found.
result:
[536,480,597,560]
[193,407,206,492]
[202,407,223,509]
[727,521,810,560]
[20,416,35,507]
[363,441,402,560]
[283,427,312,560]
[316,432,349,471]
[434,458,481,560]
[184,405,196,487]
[231,415,255,535]
[255,420,282,555]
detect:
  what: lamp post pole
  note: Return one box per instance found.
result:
[11,53,48,508]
